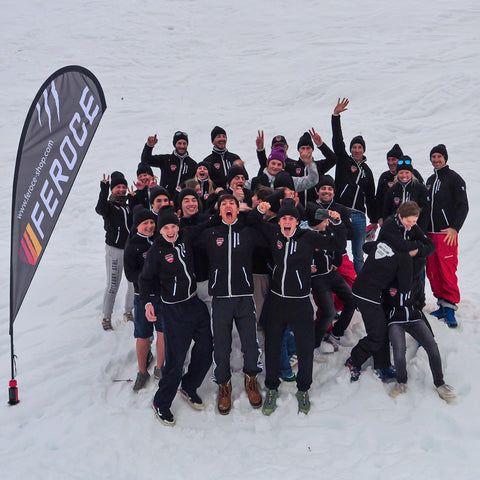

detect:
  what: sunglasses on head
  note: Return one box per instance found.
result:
[174,131,187,137]
[397,159,412,166]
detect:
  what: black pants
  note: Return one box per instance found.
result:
[350,297,391,370]
[153,296,213,410]
[211,296,262,384]
[389,321,444,387]
[311,271,356,347]
[263,294,314,392]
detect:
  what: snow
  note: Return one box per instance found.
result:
[1,1,480,478]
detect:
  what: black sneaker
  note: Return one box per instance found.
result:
[152,404,176,426]
[179,388,205,410]
[132,371,150,392]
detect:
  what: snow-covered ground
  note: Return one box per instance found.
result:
[1,1,479,478]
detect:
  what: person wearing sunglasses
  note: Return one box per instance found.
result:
[425,144,469,328]
[141,130,198,198]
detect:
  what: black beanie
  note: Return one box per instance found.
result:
[271,135,288,147]
[350,135,366,152]
[386,143,403,159]
[297,132,314,150]
[177,188,199,209]
[277,198,300,220]
[396,155,414,173]
[196,161,211,173]
[264,189,285,214]
[211,126,227,143]
[317,174,336,190]
[149,186,171,203]
[226,165,249,184]
[430,144,448,162]
[110,171,127,190]
[173,130,189,146]
[273,171,295,191]
[157,206,179,230]
[136,162,154,177]
[133,204,156,228]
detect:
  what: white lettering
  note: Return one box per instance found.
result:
[79,86,99,124]
[60,136,77,170]
[31,202,45,239]
[40,179,58,217]
[69,113,87,147]
[49,158,69,194]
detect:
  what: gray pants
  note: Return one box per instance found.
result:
[389,321,444,387]
[103,244,134,319]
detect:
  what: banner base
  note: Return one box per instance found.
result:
[8,380,19,405]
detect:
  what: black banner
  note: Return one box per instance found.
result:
[10,66,106,331]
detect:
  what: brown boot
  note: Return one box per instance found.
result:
[218,381,232,415]
[245,374,262,408]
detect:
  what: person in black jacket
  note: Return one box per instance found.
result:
[425,144,468,327]
[202,126,241,189]
[197,194,265,415]
[123,206,164,392]
[141,131,197,198]
[139,207,213,426]
[254,199,346,415]
[331,98,377,273]
[95,171,135,330]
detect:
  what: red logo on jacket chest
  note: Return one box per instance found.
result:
[351,165,357,173]
[214,163,221,170]
[165,254,174,263]
[277,240,283,250]
[216,238,224,246]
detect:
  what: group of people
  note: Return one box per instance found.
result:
[95,98,468,426]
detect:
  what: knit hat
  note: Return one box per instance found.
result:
[211,126,226,142]
[430,144,448,162]
[196,161,211,174]
[297,132,314,150]
[264,189,285,214]
[350,135,366,152]
[157,206,179,230]
[277,198,300,220]
[132,204,156,228]
[271,135,288,147]
[317,174,336,190]
[226,165,249,185]
[386,143,403,159]
[396,155,414,173]
[110,171,128,190]
[136,162,154,177]
[267,147,286,165]
[273,171,295,191]
[149,186,170,203]
[173,130,188,146]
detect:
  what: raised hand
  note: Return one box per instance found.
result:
[256,130,265,150]
[147,134,158,147]
[309,128,323,147]
[333,98,349,115]
[102,173,110,184]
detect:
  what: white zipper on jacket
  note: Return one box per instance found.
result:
[228,224,232,297]
[430,170,439,231]
[281,237,290,297]
[174,243,192,297]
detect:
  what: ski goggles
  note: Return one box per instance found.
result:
[397,158,412,166]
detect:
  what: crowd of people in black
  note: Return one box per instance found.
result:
[95,98,468,426]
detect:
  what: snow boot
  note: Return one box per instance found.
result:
[345,357,361,382]
[123,311,134,322]
[430,306,445,319]
[152,404,176,426]
[245,374,262,409]
[436,384,456,403]
[133,371,150,393]
[374,365,397,383]
[262,389,278,416]
[443,307,458,328]
[102,318,113,331]
[389,382,407,398]
[218,380,232,415]
[296,390,311,414]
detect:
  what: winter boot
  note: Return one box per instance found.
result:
[389,382,407,398]
[102,318,113,331]
[133,371,150,392]
[374,365,397,383]
[153,366,163,380]
[430,306,445,319]
[436,384,456,403]
[123,311,134,322]
[218,381,232,415]
[179,388,205,410]
[262,389,278,416]
[345,357,361,382]
[245,374,262,408]
[443,307,458,328]
[296,390,311,414]
[152,404,176,426]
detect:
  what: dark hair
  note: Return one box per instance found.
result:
[397,200,421,218]
[217,193,239,208]
[254,185,274,202]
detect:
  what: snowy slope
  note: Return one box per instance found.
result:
[1,1,479,479]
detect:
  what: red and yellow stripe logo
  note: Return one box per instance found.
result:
[19,223,42,265]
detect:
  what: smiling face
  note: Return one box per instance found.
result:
[267,159,284,176]
[399,214,418,231]
[151,194,170,213]
[111,183,127,196]
[278,215,299,237]
[350,143,364,162]
[431,153,446,170]
[137,219,156,236]
[229,174,245,190]
[137,173,154,187]
[318,185,335,204]
[219,198,239,224]
[212,133,227,150]
[196,165,209,180]
[397,170,413,183]
[181,195,199,218]
[175,139,188,156]
[160,223,179,243]
[387,156,399,174]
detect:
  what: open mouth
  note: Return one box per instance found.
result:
[283,226,292,236]
[225,211,233,221]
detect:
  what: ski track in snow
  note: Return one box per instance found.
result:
[1,1,480,478]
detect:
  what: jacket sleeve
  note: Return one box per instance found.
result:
[317,142,337,175]
[293,161,319,192]
[451,174,469,232]
[257,149,268,175]
[123,241,141,284]
[331,115,348,157]
[141,144,171,168]
[95,181,111,217]
[138,248,159,303]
